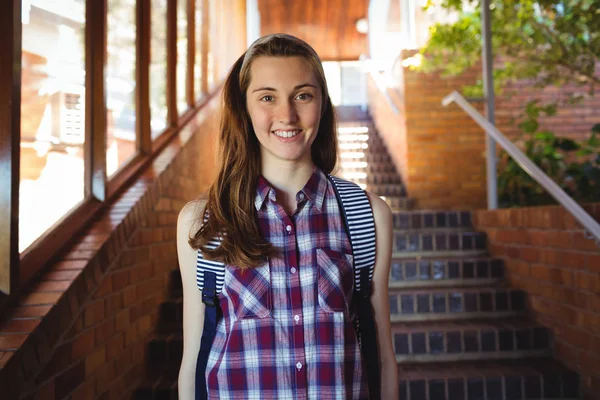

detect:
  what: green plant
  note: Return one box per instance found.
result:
[417,0,600,98]
[498,100,600,207]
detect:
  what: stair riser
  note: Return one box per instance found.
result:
[393,211,472,230]
[396,350,552,363]
[390,259,504,286]
[393,232,487,253]
[399,374,580,400]
[389,290,526,318]
[393,328,551,358]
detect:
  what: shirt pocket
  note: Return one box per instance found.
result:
[316,248,354,314]
[225,261,272,319]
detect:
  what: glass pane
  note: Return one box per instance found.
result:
[106,0,137,177]
[151,0,168,139]
[20,0,86,252]
[177,0,189,114]
[207,0,216,90]
[194,0,203,101]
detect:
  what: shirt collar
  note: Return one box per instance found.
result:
[254,167,327,212]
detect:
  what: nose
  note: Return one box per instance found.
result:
[277,99,298,124]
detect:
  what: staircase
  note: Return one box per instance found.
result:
[335,114,582,400]
[132,107,582,399]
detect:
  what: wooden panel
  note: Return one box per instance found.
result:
[137,0,152,156]
[258,0,369,61]
[0,0,20,295]
[167,0,177,124]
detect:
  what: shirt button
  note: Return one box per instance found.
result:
[294,314,300,322]
[290,267,297,274]
[286,225,292,234]
[296,362,303,370]
[298,193,305,200]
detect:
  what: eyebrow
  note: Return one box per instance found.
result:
[252,83,317,93]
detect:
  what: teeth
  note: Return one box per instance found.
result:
[273,130,301,138]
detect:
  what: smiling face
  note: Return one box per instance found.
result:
[245,56,323,168]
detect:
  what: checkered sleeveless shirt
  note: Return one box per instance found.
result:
[198,168,369,399]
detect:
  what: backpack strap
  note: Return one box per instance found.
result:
[327,174,381,399]
[195,231,225,399]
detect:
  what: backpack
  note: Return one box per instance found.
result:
[195,175,381,399]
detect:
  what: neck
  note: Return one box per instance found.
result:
[261,156,315,209]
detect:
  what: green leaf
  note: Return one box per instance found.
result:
[556,138,580,151]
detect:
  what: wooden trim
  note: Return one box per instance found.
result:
[137,0,151,156]
[201,0,209,94]
[0,0,21,295]
[167,0,178,125]
[86,0,107,201]
[187,0,195,106]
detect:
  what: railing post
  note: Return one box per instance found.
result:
[481,0,498,209]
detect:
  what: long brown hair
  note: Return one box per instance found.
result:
[190,34,338,269]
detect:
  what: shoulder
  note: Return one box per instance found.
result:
[365,191,392,222]
[177,197,207,237]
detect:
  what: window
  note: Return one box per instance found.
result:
[177,0,189,114]
[150,0,168,138]
[106,0,137,177]
[194,0,204,101]
[20,0,86,252]
[206,0,216,90]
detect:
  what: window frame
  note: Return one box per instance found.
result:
[1,0,215,302]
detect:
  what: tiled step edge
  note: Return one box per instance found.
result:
[389,288,526,322]
[398,359,580,400]
[392,319,551,362]
[393,210,472,230]
[389,257,504,288]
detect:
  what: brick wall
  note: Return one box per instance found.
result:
[0,99,220,399]
[472,203,600,398]
[368,52,600,211]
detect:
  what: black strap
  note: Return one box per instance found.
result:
[327,175,381,399]
[195,271,221,400]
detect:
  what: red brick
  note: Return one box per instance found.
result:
[573,231,600,251]
[34,281,71,292]
[12,305,52,318]
[85,347,106,377]
[0,334,28,350]
[83,300,106,328]
[519,247,542,263]
[111,270,130,291]
[0,319,41,334]
[71,329,95,359]
[0,351,14,368]
[95,320,116,346]
[20,292,62,306]
[106,334,124,361]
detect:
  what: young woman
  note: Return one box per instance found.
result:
[176,34,398,399]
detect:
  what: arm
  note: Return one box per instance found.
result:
[177,200,207,400]
[366,191,399,399]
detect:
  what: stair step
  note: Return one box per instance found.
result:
[383,196,415,211]
[392,318,552,363]
[367,183,405,197]
[159,299,183,326]
[390,257,504,289]
[398,358,580,400]
[389,287,526,322]
[364,153,392,163]
[147,333,183,365]
[393,231,487,253]
[133,371,178,400]
[393,210,472,230]
[366,172,402,185]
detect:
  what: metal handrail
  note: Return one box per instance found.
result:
[443,90,600,243]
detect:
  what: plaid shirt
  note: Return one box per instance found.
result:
[205,167,368,399]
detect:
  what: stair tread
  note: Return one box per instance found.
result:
[391,316,543,331]
[397,357,576,380]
